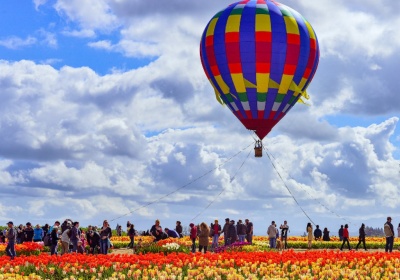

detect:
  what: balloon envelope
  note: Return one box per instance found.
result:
[200,0,320,140]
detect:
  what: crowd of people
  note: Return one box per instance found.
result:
[3,216,400,260]
[3,219,114,260]
[257,217,399,253]
[146,218,254,253]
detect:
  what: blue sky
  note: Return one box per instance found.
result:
[0,0,400,236]
[0,0,153,74]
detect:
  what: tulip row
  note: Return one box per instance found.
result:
[1,236,399,256]
[1,250,400,279]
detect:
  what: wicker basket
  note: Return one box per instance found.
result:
[254,147,262,157]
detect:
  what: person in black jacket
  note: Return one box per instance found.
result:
[227,220,237,245]
[128,224,136,248]
[175,221,183,238]
[17,225,25,244]
[88,231,101,254]
[355,223,367,251]
[42,224,49,240]
[322,227,330,241]
[313,225,322,241]
[338,225,344,241]
[50,226,60,255]
[99,220,112,254]
[24,222,35,242]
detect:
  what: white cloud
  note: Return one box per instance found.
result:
[54,0,119,32]
[0,36,37,49]
[62,29,96,38]
[33,0,49,11]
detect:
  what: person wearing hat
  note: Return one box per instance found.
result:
[5,221,17,260]
[222,218,230,246]
[384,216,394,253]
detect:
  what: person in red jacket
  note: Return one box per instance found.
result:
[340,224,352,251]
[189,223,197,253]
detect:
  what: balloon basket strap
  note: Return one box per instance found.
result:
[254,140,263,157]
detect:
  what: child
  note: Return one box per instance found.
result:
[77,240,85,254]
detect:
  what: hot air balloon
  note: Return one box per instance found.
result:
[200,0,320,156]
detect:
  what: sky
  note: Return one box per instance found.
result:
[0,0,399,236]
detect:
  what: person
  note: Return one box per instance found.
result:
[5,221,17,260]
[0,231,5,243]
[88,230,101,254]
[165,228,179,238]
[70,221,81,253]
[314,225,322,240]
[116,225,122,237]
[236,220,246,242]
[128,224,136,248]
[340,224,351,251]
[189,223,197,253]
[77,240,85,254]
[86,225,93,247]
[80,232,86,248]
[126,221,131,234]
[49,221,61,234]
[50,226,60,255]
[397,223,400,238]
[307,223,313,249]
[275,225,282,250]
[245,219,253,244]
[280,221,289,249]
[16,224,25,244]
[356,223,367,251]
[198,222,210,253]
[33,224,44,242]
[175,221,183,238]
[210,220,221,250]
[61,220,70,233]
[384,216,394,253]
[323,227,330,241]
[227,220,238,245]
[60,225,71,255]
[24,222,34,242]
[267,221,277,249]
[42,224,49,240]
[222,218,230,246]
[99,220,112,254]
[338,225,344,241]
[150,220,163,242]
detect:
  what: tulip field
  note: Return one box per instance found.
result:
[1,236,400,279]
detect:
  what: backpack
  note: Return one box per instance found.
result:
[43,234,52,246]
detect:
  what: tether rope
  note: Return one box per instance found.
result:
[262,143,316,226]
[109,142,254,223]
[264,146,356,227]
[190,146,253,222]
